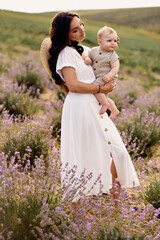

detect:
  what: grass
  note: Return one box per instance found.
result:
[1,195,42,240]
[1,9,160,76]
[0,90,40,117]
[79,7,160,33]
[3,127,49,167]
[140,178,160,209]
[0,10,50,51]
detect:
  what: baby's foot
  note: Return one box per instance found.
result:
[110,109,120,120]
[99,105,109,115]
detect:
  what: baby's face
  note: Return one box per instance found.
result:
[98,32,118,51]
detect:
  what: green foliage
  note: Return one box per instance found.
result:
[132,119,159,149]
[3,128,49,166]
[51,112,61,142]
[118,112,160,158]
[117,43,160,73]
[0,195,42,240]
[0,90,40,117]
[110,94,124,112]
[0,64,3,73]
[141,179,160,209]
[0,10,50,50]
[51,91,65,141]
[56,89,66,100]
[111,89,139,112]
[97,227,145,240]
[143,71,160,89]
[16,72,45,97]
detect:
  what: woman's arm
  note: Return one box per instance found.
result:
[61,67,116,94]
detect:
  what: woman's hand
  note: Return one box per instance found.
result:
[101,80,116,94]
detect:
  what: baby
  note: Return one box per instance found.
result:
[85,26,120,119]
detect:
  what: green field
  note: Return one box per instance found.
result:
[0,8,160,79]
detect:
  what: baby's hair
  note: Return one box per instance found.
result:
[98,26,117,39]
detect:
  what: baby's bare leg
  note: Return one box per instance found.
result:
[93,82,109,115]
[107,98,120,120]
[95,93,110,115]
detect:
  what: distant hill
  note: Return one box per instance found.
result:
[78,7,160,33]
[40,7,160,33]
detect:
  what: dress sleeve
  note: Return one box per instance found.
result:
[56,47,77,81]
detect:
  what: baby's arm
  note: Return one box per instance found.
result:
[102,59,119,83]
[84,56,93,65]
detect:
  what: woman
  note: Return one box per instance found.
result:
[41,11,139,205]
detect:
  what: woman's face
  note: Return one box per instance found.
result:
[68,16,85,43]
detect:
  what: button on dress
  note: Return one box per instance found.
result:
[56,46,139,198]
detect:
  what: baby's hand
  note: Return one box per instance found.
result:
[84,56,92,65]
[102,75,111,83]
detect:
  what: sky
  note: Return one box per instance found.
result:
[0,0,160,13]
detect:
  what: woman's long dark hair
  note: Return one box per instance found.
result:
[49,12,79,86]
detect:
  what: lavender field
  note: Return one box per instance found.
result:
[0,8,160,240]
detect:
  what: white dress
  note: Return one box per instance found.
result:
[56,46,139,197]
